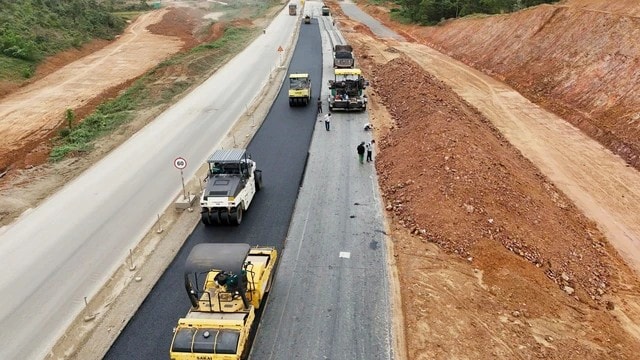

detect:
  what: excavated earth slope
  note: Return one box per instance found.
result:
[360,0,640,170]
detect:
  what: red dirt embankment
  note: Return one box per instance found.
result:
[361,0,640,170]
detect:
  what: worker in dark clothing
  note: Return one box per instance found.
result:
[357,142,365,164]
[317,96,323,113]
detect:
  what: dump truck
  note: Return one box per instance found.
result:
[200,149,262,226]
[328,68,368,111]
[170,243,278,360]
[333,44,354,68]
[304,14,311,24]
[288,73,312,106]
[321,4,330,16]
[289,3,297,15]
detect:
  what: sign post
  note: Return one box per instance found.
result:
[277,45,284,67]
[174,157,187,200]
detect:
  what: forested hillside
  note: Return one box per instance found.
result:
[394,0,557,24]
[0,0,125,80]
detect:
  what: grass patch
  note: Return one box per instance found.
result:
[0,56,35,81]
[50,81,146,161]
[50,24,260,162]
[194,27,253,51]
[111,11,145,21]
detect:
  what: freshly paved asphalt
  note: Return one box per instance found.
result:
[250,12,393,360]
[104,12,323,360]
[108,2,395,359]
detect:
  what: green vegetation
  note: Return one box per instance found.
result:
[209,0,275,20]
[102,0,153,12]
[0,0,125,81]
[50,25,260,162]
[390,0,557,24]
[50,81,146,161]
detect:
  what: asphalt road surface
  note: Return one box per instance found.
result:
[104,11,323,360]
[0,8,297,360]
[250,12,393,360]
[107,3,393,359]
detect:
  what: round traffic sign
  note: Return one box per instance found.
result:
[174,157,187,170]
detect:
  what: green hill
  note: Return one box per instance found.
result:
[0,0,126,80]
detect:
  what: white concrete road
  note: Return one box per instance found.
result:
[0,7,297,360]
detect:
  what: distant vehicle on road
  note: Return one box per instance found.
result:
[322,4,330,16]
[289,3,297,15]
[200,149,262,226]
[304,14,311,24]
[170,243,278,360]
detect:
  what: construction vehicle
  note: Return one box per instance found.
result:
[170,243,278,360]
[200,149,262,226]
[288,73,312,106]
[321,4,330,16]
[289,3,297,15]
[328,68,368,111]
[333,44,354,68]
[304,14,311,24]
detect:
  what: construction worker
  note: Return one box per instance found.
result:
[357,142,365,164]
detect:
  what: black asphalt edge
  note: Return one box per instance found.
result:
[298,151,310,189]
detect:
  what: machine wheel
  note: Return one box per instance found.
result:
[218,208,230,225]
[288,98,293,106]
[201,211,212,226]
[229,205,243,225]
[255,170,263,191]
[208,209,219,225]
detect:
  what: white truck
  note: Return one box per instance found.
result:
[200,149,262,226]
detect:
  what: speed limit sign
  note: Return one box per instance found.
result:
[174,157,187,170]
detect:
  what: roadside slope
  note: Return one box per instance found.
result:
[352,32,640,360]
[0,9,183,172]
[357,0,640,170]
